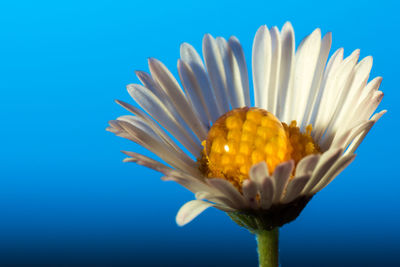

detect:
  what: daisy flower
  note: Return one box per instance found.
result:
[107,22,385,267]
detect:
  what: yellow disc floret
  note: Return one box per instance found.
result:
[199,107,320,190]
[282,121,320,164]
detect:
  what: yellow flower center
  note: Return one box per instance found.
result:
[199,107,320,189]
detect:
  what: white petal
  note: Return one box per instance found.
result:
[324,48,345,77]
[272,160,294,204]
[216,37,236,109]
[260,177,274,209]
[148,58,208,141]
[135,70,165,99]
[308,48,344,129]
[252,25,271,110]
[116,120,196,173]
[281,175,310,204]
[203,34,230,114]
[359,76,382,104]
[164,168,206,182]
[117,115,157,137]
[295,154,320,177]
[212,204,237,212]
[195,191,236,208]
[321,56,373,148]
[162,175,210,194]
[242,179,258,209]
[344,84,383,130]
[180,42,204,65]
[106,124,120,135]
[310,154,356,194]
[127,83,201,156]
[249,161,269,184]
[338,57,374,130]
[276,22,295,120]
[361,91,384,122]
[345,110,386,155]
[180,42,221,122]
[135,70,200,141]
[329,120,374,150]
[228,36,250,107]
[136,70,194,130]
[291,28,321,124]
[301,148,343,195]
[340,56,374,124]
[249,162,273,209]
[225,37,245,109]
[301,32,332,128]
[176,200,214,226]
[314,49,360,142]
[207,178,247,209]
[122,151,172,174]
[116,116,197,169]
[267,26,281,115]
[116,100,195,166]
[177,59,210,128]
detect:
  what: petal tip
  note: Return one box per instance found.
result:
[176,200,212,227]
[283,21,293,29]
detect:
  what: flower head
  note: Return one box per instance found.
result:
[107,22,385,229]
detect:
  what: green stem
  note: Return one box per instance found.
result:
[256,228,279,267]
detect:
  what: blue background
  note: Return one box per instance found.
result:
[0,0,399,266]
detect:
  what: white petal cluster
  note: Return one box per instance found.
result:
[108,22,385,226]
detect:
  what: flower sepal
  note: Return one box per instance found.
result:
[227,196,312,233]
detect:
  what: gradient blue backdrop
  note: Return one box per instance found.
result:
[1,0,399,266]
